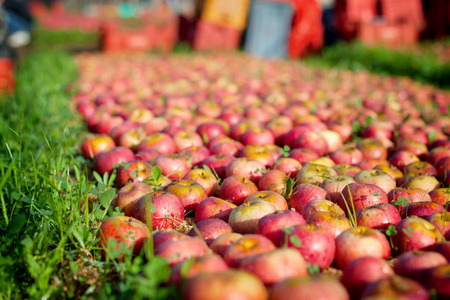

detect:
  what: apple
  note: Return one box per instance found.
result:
[335,226,391,269]
[434,242,450,262]
[219,175,259,206]
[424,264,450,299]
[226,158,266,185]
[403,161,438,177]
[361,275,429,299]
[285,224,336,269]
[270,275,350,300]
[341,256,394,299]
[394,250,447,279]
[426,211,450,239]
[135,149,160,163]
[238,145,276,167]
[153,230,190,249]
[257,210,306,246]
[81,134,115,159]
[302,199,346,219]
[165,179,207,211]
[373,164,403,181]
[294,131,329,156]
[134,191,185,230]
[429,188,450,206]
[283,126,311,148]
[195,196,237,223]
[258,170,288,195]
[228,200,277,234]
[98,216,150,259]
[188,218,233,246]
[200,154,234,179]
[154,153,192,179]
[240,127,275,146]
[320,175,356,202]
[210,233,243,257]
[137,132,176,154]
[306,211,352,238]
[387,188,431,211]
[356,203,401,230]
[296,163,338,186]
[182,270,268,300]
[196,122,227,144]
[403,201,445,218]
[112,182,153,216]
[223,234,276,268]
[333,164,361,177]
[116,160,152,188]
[244,191,288,211]
[353,169,396,194]
[183,168,218,197]
[330,145,363,166]
[405,175,441,192]
[393,216,445,253]
[290,183,330,214]
[289,148,319,164]
[94,146,135,176]
[272,157,302,178]
[357,138,388,160]
[180,146,211,166]
[155,237,210,266]
[337,183,388,216]
[173,130,203,152]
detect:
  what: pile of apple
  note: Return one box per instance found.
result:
[74,53,450,299]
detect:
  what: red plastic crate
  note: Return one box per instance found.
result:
[381,0,424,29]
[39,14,102,32]
[359,20,419,48]
[193,20,242,51]
[0,58,15,96]
[101,18,178,53]
[336,0,378,23]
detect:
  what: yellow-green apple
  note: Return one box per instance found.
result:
[165,179,207,211]
[335,227,391,269]
[137,132,176,154]
[306,211,352,238]
[223,234,276,267]
[155,237,210,266]
[356,203,401,230]
[98,216,150,259]
[81,134,116,159]
[226,158,266,185]
[228,200,277,234]
[184,168,218,197]
[210,233,243,257]
[94,146,135,176]
[195,197,237,223]
[219,175,259,206]
[373,164,403,181]
[182,270,268,300]
[272,157,302,178]
[188,218,233,246]
[257,210,305,245]
[134,191,184,230]
[302,199,346,219]
[341,256,394,299]
[353,169,396,194]
[405,175,440,192]
[296,163,338,186]
[285,224,336,269]
[290,183,330,214]
[244,191,288,211]
[238,248,307,286]
[320,175,356,202]
[308,157,335,167]
[393,216,444,253]
[270,275,350,300]
[426,211,450,239]
[333,164,361,177]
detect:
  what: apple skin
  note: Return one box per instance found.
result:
[257,210,306,246]
[116,160,153,189]
[182,269,268,300]
[200,154,234,179]
[436,156,450,180]
[302,199,345,219]
[169,254,229,286]
[240,127,275,146]
[183,168,218,197]
[81,134,116,159]
[135,149,160,163]
[195,197,237,223]
[165,179,207,211]
[112,182,153,217]
[424,264,450,299]
[404,161,437,177]
[330,146,364,166]
[429,188,450,206]
[94,146,135,176]
[293,131,329,157]
[393,216,445,254]
[155,237,210,266]
[402,201,445,219]
[426,211,450,239]
[223,234,276,268]
[219,176,259,206]
[290,183,330,214]
[180,146,211,167]
[154,153,192,180]
[393,250,447,280]
[152,230,190,249]
[98,216,150,259]
[340,256,394,299]
[306,211,352,238]
[283,126,311,148]
[295,163,338,186]
[238,248,308,286]
[320,176,356,203]
[117,127,147,151]
[226,158,266,185]
[173,130,203,152]
[271,157,302,178]
[356,203,401,230]
[188,218,233,246]
[427,146,450,165]
[285,224,336,270]
[258,170,287,195]
[210,233,243,257]
[335,226,391,269]
[196,122,227,144]
[270,275,350,300]
[237,144,277,168]
[405,175,441,192]
[228,200,277,234]
[137,132,176,155]
[244,191,288,211]
[289,148,319,164]
[387,188,431,211]
[333,164,361,177]
[357,138,388,160]
[433,242,450,262]
[318,129,343,153]
[361,275,429,300]
[389,150,421,171]
[337,183,388,216]
[353,169,396,194]
[134,191,185,231]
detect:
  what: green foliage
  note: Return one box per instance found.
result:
[304,42,450,90]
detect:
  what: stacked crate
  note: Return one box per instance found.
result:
[0,58,14,96]
[193,0,250,51]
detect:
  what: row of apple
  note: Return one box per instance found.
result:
[73,53,450,299]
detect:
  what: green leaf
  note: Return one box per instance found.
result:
[180,258,194,278]
[289,235,302,247]
[99,188,116,209]
[152,166,162,182]
[7,213,27,236]
[93,171,103,184]
[428,130,436,143]
[94,208,105,220]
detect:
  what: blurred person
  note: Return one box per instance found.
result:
[318,0,339,45]
[2,0,32,48]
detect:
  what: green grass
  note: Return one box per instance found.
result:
[304,42,450,90]
[0,50,173,299]
[31,28,100,50]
